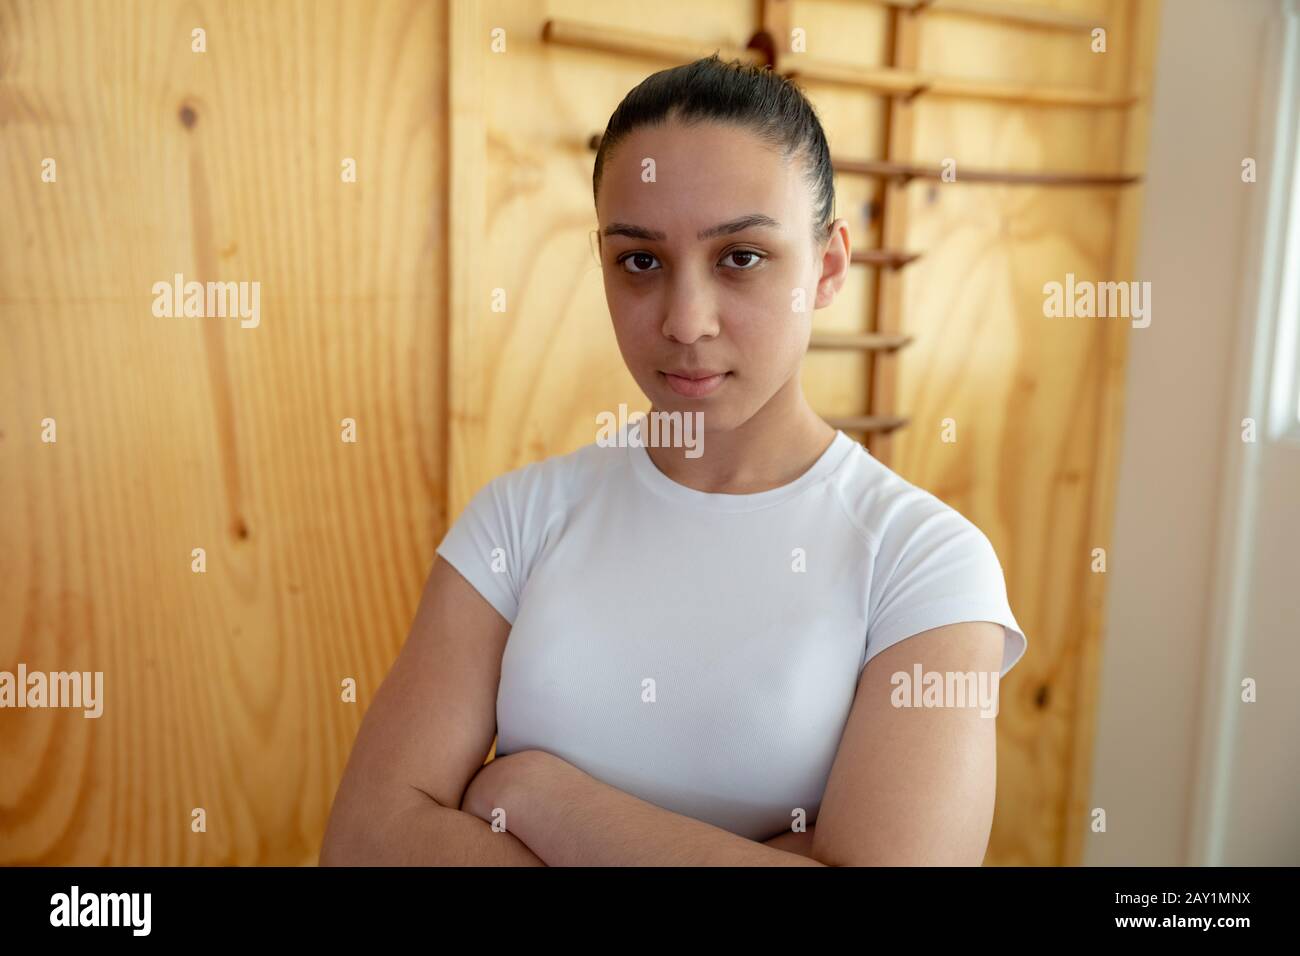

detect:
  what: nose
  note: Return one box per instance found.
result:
[660,266,721,345]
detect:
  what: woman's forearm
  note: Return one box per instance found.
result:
[490,751,825,866]
[320,788,546,866]
[761,823,817,857]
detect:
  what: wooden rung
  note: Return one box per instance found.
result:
[542,18,764,67]
[865,0,1104,33]
[825,415,910,434]
[834,157,1141,187]
[784,58,1136,109]
[925,75,1137,109]
[777,58,924,96]
[548,17,1133,110]
[810,332,913,351]
[853,249,921,268]
[787,60,923,96]
[587,133,1135,189]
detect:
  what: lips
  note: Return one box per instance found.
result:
[660,369,730,398]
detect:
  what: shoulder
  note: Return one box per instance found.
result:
[826,443,992,559]
[828,445,1026,676]
[465,436,615,523]
[437,439,616,625]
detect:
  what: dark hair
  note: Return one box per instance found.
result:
[592,53,835,246]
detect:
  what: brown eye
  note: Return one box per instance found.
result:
[619,252,660,273]
[722,249,764,270]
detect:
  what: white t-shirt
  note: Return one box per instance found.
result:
[435,421,1027,841]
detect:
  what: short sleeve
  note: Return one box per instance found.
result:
[863,503,1027,678]
[435,462,564,626]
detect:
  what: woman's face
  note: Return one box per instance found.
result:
[596,118,849,432]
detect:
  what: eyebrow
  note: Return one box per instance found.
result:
[601,213,782,242]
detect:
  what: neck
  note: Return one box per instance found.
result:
[644,372,838,494]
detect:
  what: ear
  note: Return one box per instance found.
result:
[814,218,852,309]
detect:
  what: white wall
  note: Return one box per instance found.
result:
[1086,0,1298,866]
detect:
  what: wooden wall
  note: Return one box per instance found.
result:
[884,1,1161,866]
[0,0,1158,865]
[0,0,447,865]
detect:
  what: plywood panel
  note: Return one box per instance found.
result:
[0,0,446,864]
[888,0,1158,864]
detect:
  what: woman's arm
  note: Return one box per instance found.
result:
[461,750,825,866]
[461,754,818,861]
[323,786,544,866]
[462,620,1005,866]
[320,557,545,866]
[812,620,1005,865]
[761,824,817,857]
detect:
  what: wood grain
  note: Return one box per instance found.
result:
[0,0,446,864]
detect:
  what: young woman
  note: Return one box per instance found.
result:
[321,54,1027,867]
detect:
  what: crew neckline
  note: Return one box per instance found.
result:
[626,419,858,512]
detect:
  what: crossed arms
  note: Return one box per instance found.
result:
[319,556,1005,866]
